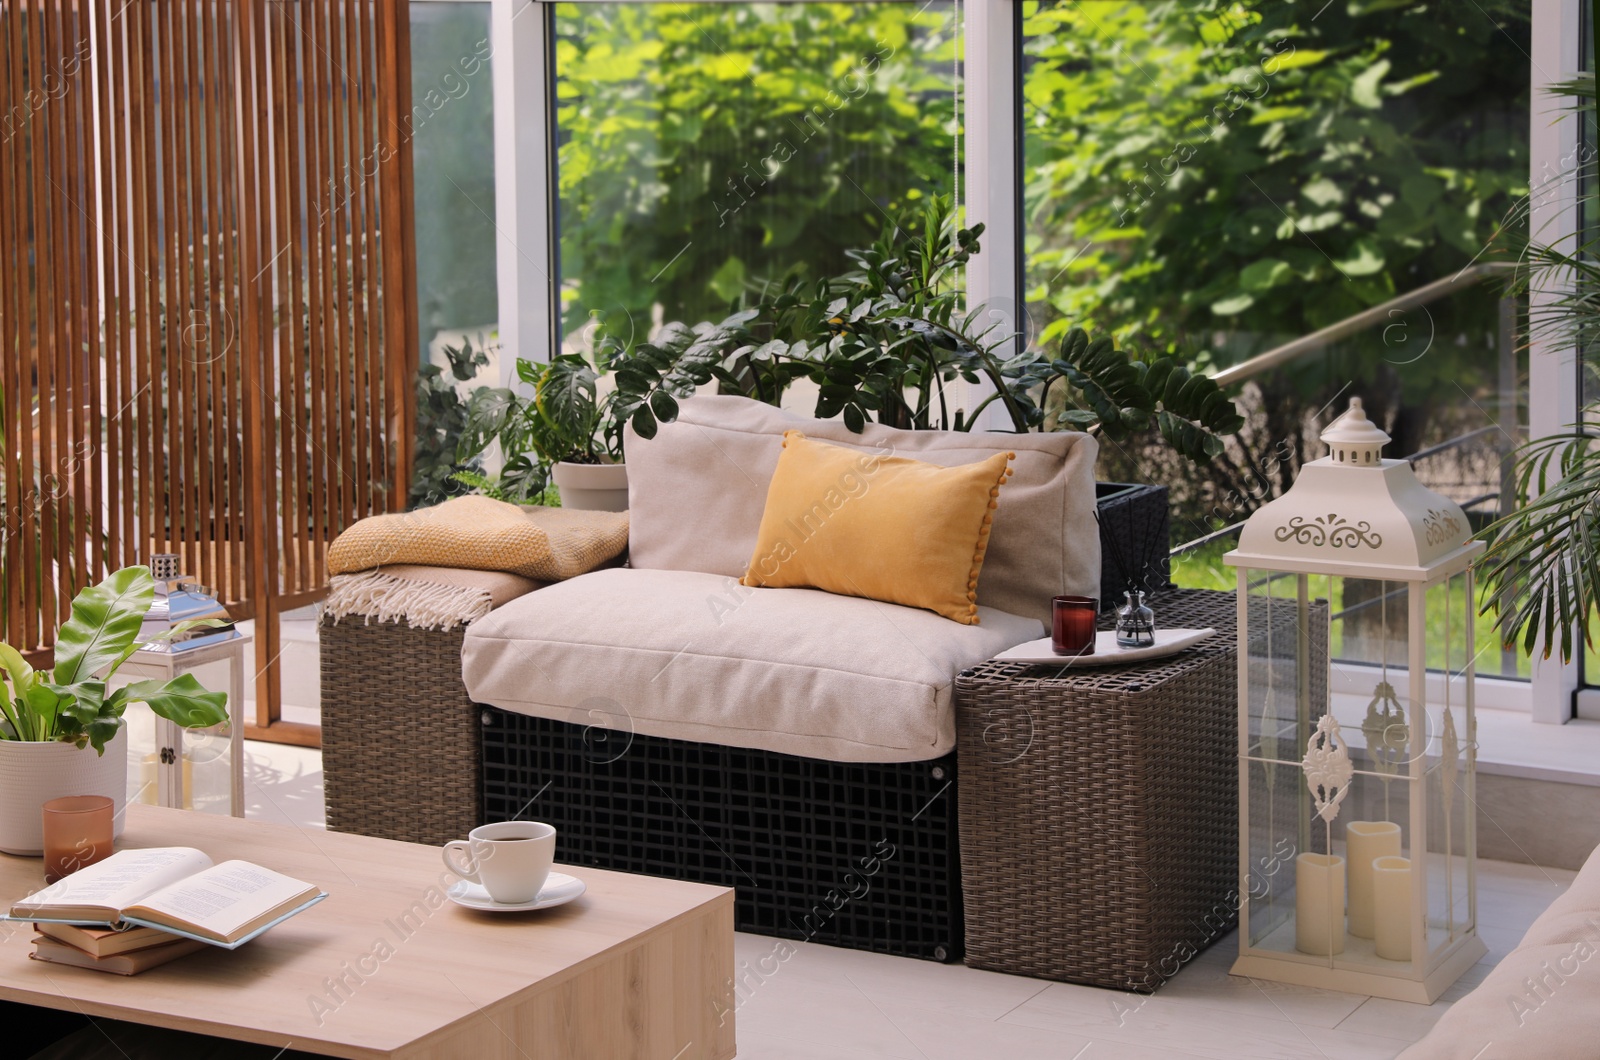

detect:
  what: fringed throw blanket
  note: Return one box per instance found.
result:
[324,564,544,631]
[323,497,628,630]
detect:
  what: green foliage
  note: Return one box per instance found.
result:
[410,338,491,509]
[1478,61,1598,662]
[1480,424,1600,662]
[1021,0,1529,368]
[606,197,1243,463]
[554,1,958,333]
[0,567,228,753]
[1047,329,1245,463]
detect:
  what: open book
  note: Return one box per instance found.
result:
[9,847,325,948]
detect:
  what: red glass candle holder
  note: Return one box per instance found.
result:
[1051,595,1097,656]
[41,795,114,884]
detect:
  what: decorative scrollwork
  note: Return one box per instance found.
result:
[1274,512,1383,550]
[1362,681,1408,777]
[1303,714,1355,824]
[1422,507,1463,547]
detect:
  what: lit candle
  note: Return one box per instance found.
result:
[1345,821,1401,939]
[1294,853,1346,956]
[1372,855,1412,961]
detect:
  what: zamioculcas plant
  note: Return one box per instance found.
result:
[0,567,229,754]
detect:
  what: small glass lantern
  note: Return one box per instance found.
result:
[1226,398,1483,1003]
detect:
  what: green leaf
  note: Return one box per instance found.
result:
[52,567,155,686]
[1350,59,1391,109]
[630,404,659,440]
[1300,179,1344,208]
[119,673,229,730]
[648,390,679,422]
[1239,259,1292,293]
[1210,294,1254,316]
[1333,238,1386,277]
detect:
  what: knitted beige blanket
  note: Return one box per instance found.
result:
[327,496,628,581]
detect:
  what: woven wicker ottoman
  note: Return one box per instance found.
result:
[320,566,543,846]
[953,588,1240,992]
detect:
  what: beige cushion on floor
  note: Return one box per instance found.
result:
[461,567,1043,763]
[1399,847,1600,1059]
[623,394,1099,626]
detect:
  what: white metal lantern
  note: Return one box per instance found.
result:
[1225,397,1483,1003]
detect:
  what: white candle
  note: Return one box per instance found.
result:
[1373,855,1413,961]
[1345,821,1401,939]
[1295,853,1346,956]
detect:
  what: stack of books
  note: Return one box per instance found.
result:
[30,922,206,975]
[10,847,326,976]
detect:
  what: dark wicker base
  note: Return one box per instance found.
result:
[482,710,964,962]
[319,616,483,846]
[955,588,1239,992]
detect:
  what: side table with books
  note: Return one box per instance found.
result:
[953,587,1243,992]
[121,564,248,817]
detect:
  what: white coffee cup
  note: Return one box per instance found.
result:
[443,821,556,904]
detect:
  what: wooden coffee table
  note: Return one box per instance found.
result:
[0,805,736,1059]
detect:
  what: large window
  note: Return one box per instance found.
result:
[1019,1,1531,679]
[451,0,1583,715]
[551,1,961,345]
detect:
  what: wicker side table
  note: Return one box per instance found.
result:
[954,588,1240,992]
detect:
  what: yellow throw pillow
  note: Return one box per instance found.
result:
[740,431,1014,624]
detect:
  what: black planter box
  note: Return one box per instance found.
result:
[1096,482,1171,608]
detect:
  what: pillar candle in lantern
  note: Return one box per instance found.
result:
[1345,821,1401,939]
[1373,856,1413,961]
[1295,853,1346,956]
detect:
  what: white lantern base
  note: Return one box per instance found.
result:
[1230,932,1486,1004]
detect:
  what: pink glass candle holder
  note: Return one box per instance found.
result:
[1051,595,1097,656]
[42,795,114,884]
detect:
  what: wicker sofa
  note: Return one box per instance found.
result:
[322,395,1144,960]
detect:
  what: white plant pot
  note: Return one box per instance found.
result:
[552,461,629,512]
[0,727,128,856]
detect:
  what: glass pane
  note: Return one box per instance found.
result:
[1425,573,1475,950]
[1243,571,1329,952]
[1022,3,1531,680]
[409,1,500,508]
[552,2,960,344]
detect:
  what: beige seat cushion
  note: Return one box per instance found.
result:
[623,394,1100,626]
[460,567,1043,763]
[1399,846,1600,1059]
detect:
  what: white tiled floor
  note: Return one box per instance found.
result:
[240,738,1576,1060]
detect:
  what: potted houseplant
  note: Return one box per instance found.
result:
[534,353,628,511]
[0,566,229,854]
[455,351,627,511]
[602,196,1242,594]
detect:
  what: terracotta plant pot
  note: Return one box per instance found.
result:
[552,461,629,512]
[0,727,128,855]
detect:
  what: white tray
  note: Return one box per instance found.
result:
[991,628,1217,667]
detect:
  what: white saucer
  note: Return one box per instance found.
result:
[447,872,586,912]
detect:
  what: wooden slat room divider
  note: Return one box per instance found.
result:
[0,0,417,746]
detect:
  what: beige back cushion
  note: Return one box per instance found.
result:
[624,394,1100,626]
